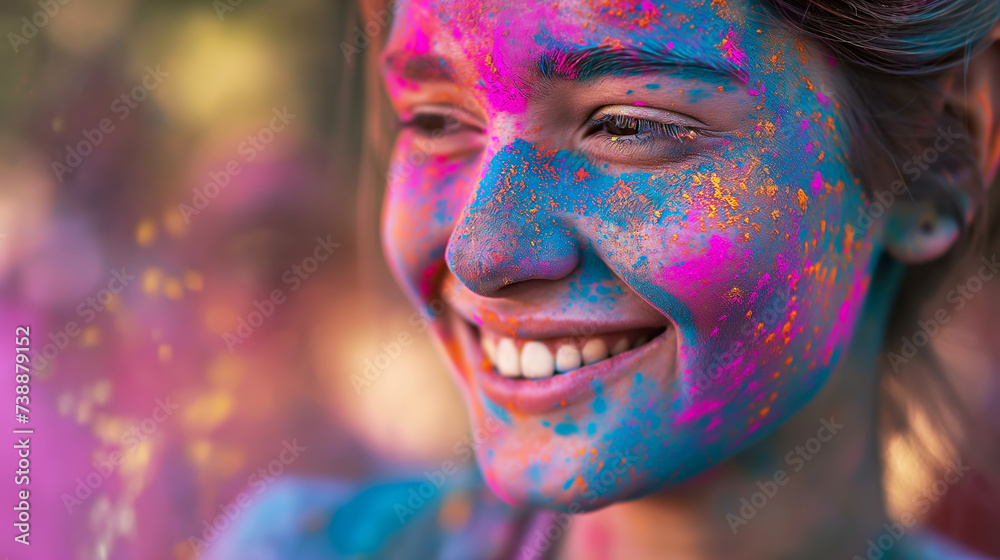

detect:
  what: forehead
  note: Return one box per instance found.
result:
[384,0,765,108]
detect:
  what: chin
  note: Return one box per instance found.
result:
[415,283,846,512]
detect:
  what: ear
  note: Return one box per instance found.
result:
[946,27,1000,186]
[885,31,1000,264]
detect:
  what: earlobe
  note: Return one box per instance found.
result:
[884,201,961,263]
[890,31,1000,264]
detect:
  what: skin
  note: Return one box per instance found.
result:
[379,1,995,558]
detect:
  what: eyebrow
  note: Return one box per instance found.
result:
[382,51,457,82]
[381,43,746,88]
[538,44,746,84]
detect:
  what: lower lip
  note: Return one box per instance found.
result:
[449,312,678,414]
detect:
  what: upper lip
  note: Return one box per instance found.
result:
[443,280,671,340]
[458,313,670,340]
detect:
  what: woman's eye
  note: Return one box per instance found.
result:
[589,114,698,142]
[602,116,640,136]
[397,105,486,158]
[578,109,713,165]
[400,106,483,137]
[406,113,457,135]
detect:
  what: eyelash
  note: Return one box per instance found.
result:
[586,113,701,142]
[396,107,712,165]
[399,112,480,136]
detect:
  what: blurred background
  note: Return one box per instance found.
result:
[0,1,469,558]
[0,0,997,559]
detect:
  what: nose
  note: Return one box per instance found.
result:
[445,141,580,297]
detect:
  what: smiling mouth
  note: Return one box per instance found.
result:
[477,326,667,379]
[446,309,677,413]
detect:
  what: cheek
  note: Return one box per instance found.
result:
[383,147,478,295]
[586,148,868,396]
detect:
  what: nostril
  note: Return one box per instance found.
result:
[445,245,520,296]
[445,226,579,298]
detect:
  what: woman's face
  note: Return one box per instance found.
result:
[381,0,877,509]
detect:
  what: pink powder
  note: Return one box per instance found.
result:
[810,171,823,195]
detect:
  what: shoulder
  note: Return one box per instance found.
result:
[902,530,997,560]
[201,469,528,560]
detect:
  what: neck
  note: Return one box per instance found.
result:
[560,259,904,560]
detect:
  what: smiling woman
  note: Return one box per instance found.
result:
[207,1,1000,559]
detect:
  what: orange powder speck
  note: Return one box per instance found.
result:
[797,189,809,212]
[765,179,778,197]
[844,224,855,251]
[599,36,624,49]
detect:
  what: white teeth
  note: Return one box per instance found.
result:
[610,337,629,355]
[482,330,658,378]
[521,342,555,379]
[482,337,497,363]
[496,338,520,377]
[555,345,582,372]
[581,338,609,364]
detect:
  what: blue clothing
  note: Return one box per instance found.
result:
[204,469,560,560]
[202,468,990,559]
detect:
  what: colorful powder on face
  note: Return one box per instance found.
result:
[381,0,875,509]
